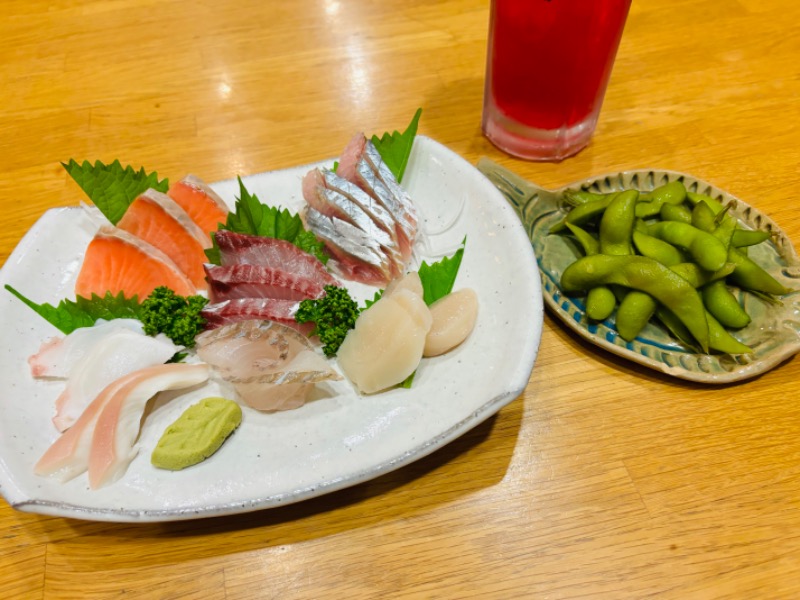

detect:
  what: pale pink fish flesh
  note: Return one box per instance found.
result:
[36,363,210,485]
[201,297,313,335]
[204,263,328,303]
[195,319,341,411]
[28,319,145,379]
[88,363,211,489]
[52,328,182,432]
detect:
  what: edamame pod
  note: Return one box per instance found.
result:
[599,190,638,256]
[616,291,657,341]
[586,286,617,321]
[551,195,616,233]
[731,229,770,247]
[701,279,751,329]
[646,221,729,272]
[632,230,684,266]
[728,247,790,295]
[561,255,709,352]
[660,202,693,224]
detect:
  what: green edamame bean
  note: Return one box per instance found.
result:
[731,229,770,247]
[632,230,684,266]
[687,191,725,214]
[727,247,790,295]
[551,195,616,233]
[646,221,729,272]
[616,290,657,341]
[562,189,612,206]
[651,180,687,205]
[586,286,617,321]
[660,202,693,224]
[561,255,710,352]
[701,279,751,329]
[599,190,638,256]
[656,306,752,354]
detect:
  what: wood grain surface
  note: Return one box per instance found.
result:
[3,0,800,598]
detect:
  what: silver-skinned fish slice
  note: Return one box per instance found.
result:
[304,207,394,286]
[302,169,403,278]
[204,264,327,303]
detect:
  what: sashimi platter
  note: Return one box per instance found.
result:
[0,111,543,521]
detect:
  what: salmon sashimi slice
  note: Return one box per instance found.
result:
[214,230,337,287]
[117,189,210,290]
[87,363,211,489]
[75,226,196,300]
[201,298,314,335]
[167,175,230,241]
[204,263,328,303]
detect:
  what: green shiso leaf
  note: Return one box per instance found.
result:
[417,236,466,306]
[5,285,141,334]
[371,108,422,183]
[62,159,169,225]
[205,177,328,265]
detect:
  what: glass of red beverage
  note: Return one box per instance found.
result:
[482,0,632,161]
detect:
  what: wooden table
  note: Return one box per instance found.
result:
[4,1,800,597]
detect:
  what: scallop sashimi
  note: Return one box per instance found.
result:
[214,229,337,287]
[117,189,210,290]
[75,226,196,300]
[52,327,182,432]
[167,175,230,242]
[195,320,341,411]
[36,363,210,485]
[28,318,145,379]
[337,288,432,394]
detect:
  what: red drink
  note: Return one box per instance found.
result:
[482,0,632,161]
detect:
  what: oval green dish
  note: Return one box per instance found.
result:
[477,158,800,383]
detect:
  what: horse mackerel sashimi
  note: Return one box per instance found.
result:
[302,133,419,286]
[117,189,210,290]
[75,226,196,300]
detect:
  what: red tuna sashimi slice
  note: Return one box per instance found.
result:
[201,298,314,335]
[117,189,209,290]
[88,363,211,489]
[204,264,328,303]
[167,175,230,242]
[75,226,195,300]
[214,230,338,287]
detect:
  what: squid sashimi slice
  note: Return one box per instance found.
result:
[214,230,338,287]
[28,318,145,379]
[87,363,211,489]
[117,189,210,290]
[52,328,182,432]
[337,289,432,394]
[200,298,313,335]
[195,320,341,412]
[36,363,209,484]
[167,175,230,241]
[75,226,196,300]
[204,264,328,303]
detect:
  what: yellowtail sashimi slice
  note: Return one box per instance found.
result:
[75,226,196,300]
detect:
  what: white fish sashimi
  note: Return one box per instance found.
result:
[195,320,341,412]
[28,319,145,379]
[88,363,211,489]
[52,329,182,432]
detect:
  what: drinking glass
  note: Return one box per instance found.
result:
[482,0,632,161]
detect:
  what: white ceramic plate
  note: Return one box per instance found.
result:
[0,136,542,522]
